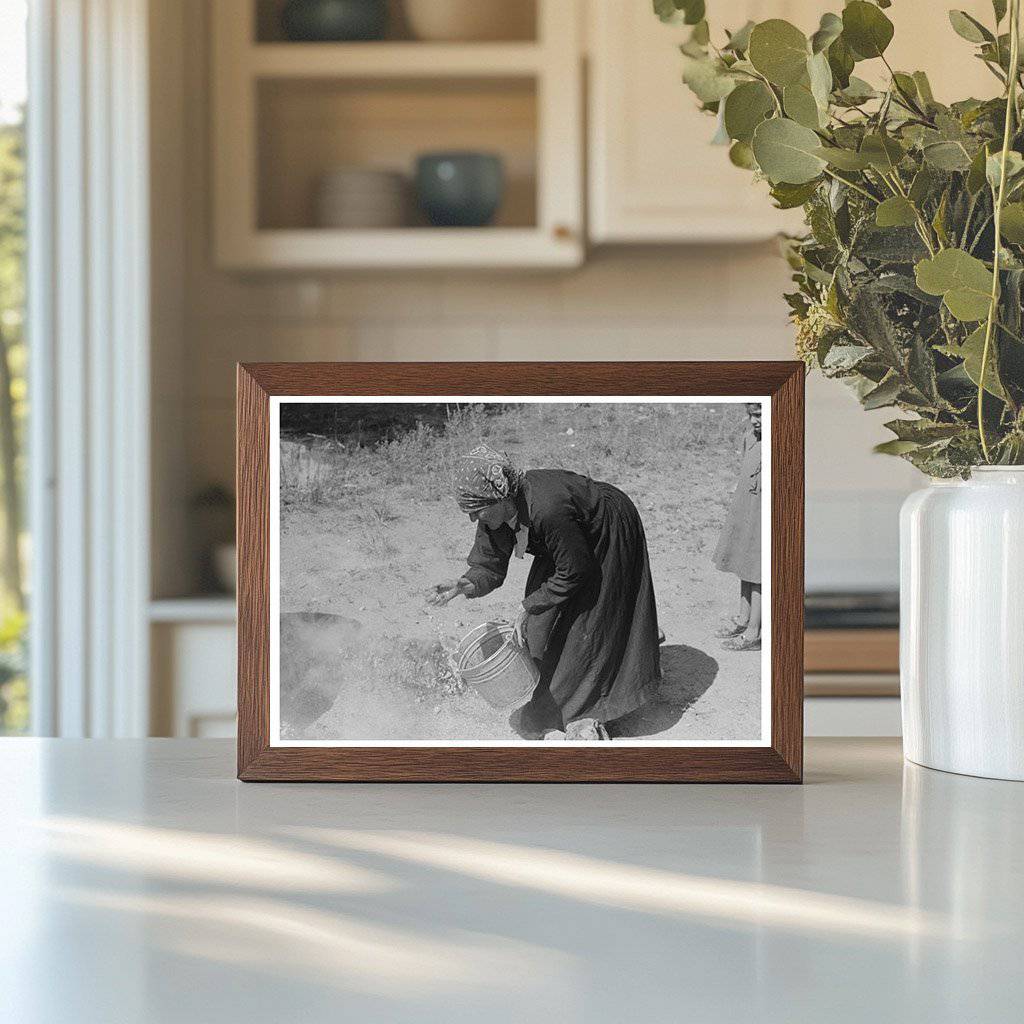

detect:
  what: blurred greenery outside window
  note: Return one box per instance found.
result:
[0,1,28,734]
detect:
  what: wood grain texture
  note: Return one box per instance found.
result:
[236,361,805,783]
[804,673,899,697]
[236,366,270,778]
[770,366,804,782]
[805,629,899,675]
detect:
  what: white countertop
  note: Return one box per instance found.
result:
[2,738,1021,1023]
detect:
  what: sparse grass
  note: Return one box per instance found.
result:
[279,402,747,510]
[357,525,399,561]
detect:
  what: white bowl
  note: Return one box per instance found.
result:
[318,167,407,193]
[404,0,535,42]
[314,168,410,228]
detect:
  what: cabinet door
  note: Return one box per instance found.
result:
[882,0,995,103]
[588,1,815,243]
[588,0,999,244]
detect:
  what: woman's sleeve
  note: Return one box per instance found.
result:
[521,513,599,614]
[461,523,515,598]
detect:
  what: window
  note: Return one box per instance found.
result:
[0,0,28,734]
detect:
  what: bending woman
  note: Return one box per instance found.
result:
[431,445,661,739]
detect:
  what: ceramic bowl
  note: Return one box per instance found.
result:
[280,0,388,42]
[403,0,534,42]
[314,167,409,228]
[415,152,505,228]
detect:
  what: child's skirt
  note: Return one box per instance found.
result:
[713,439,761,584]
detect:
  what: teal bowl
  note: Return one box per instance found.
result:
[415,152,505,228]
[281,0,388,42]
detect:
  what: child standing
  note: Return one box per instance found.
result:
[712,403,762,652]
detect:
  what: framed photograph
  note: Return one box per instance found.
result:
[237,362,804,782]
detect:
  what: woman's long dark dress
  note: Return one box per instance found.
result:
[461,469,660,732]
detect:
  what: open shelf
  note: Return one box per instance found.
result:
[222,227,578,269]
[213,0,582,268]
[254,0,538,45]
[257,76,537,232]
[249,42,544,77]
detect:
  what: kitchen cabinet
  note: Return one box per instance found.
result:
[587,0,999,244]
[587,1,812,243]
[212,0,584,269]
[150,601,237,738]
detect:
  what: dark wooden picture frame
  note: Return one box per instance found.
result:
[237,362,804,782]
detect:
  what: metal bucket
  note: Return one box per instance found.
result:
[458,621,539,709]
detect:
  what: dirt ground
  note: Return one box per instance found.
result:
[278,402,764,743]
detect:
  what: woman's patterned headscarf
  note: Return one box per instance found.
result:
[454,445,523,514]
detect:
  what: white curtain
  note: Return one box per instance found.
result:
[28,0,150,736]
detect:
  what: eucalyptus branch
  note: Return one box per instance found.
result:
[750,68,783,116]
[664,1,1024,472]
[822,167,880,204]
[880,54,930,120]
[981,59,1009,87]
[979,0,1021,462]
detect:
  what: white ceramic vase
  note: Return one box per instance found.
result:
[900,467,1024,781]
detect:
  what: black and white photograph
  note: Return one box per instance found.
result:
[270,397,771,746]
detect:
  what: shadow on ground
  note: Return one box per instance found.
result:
[611,644,719,738]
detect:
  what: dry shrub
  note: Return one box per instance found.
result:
[388,637,465,698]
[357,525,399,561]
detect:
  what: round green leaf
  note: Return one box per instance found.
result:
[723,81,775,143]
[986,150,1024,190]
[828,35,855,88]
[654,0,705,25]
[914,249,994,322]
[959,325,1006,398]
[807,51,833,109]
[770,179,820,209]
[875,196,918,228]
[860,133,905,172]
[724,20,755,54]
[836,75,876,105]
[814,145,871,170]
[874,439,922,456]
[748,19,810,86]
[842,1,894,60]
[752,117,827,184]
[1000,202,1024,243]
[912,71,934,104]
[948,10,993,44]
[729,140,758,170]
[681,55,736,103]
[783,83,821,129]
[967,143,994,194]
[924,141,973,171]
[811,12,843,54]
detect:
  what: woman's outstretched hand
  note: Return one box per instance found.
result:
[512,607,530,650]
[428,579,471,606]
